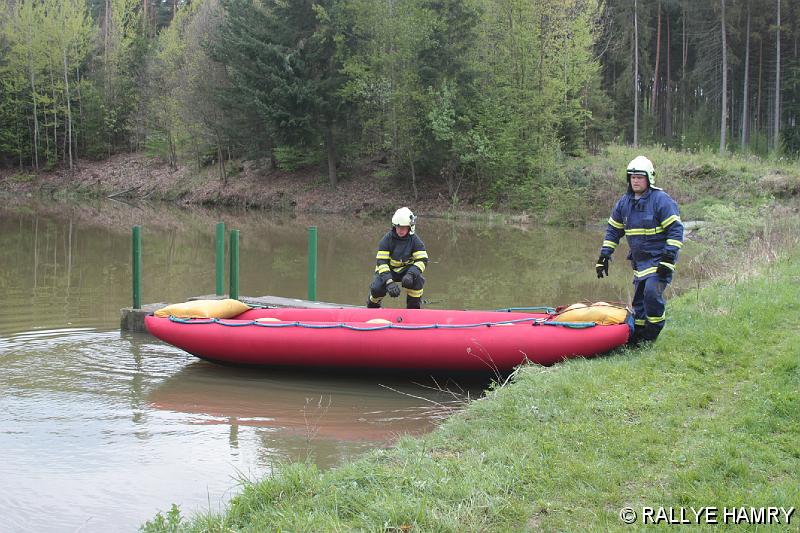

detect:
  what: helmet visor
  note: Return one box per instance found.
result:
[627,171,648,179]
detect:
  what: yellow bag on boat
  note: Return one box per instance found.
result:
[154,299,251,319]
[556,301,628,325]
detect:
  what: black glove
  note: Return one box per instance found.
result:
[596,255,609,278]
[401,272,415,289]
[386,281,401,297]
[657,252,675,279]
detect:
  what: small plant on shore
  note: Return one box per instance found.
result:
[302,395,332,453]
[141,504,184,533]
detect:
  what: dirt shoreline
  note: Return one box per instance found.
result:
[0,153,491,218]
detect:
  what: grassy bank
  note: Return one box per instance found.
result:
[549,144,800,226]
[143,245,800,530]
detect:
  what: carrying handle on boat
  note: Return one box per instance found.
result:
[494,306,556,314]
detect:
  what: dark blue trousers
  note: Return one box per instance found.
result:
[632,275,669,341]
[368,271,425,309]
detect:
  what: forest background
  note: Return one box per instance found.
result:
[2,0,800,212]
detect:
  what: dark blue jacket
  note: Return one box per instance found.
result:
[600,188,684,280]
[375,230,428,280]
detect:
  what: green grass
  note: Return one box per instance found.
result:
[562,144,800,225]
[143,247,800,532]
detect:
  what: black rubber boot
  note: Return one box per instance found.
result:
[641,323,662,343]
[406,296,422,309]
[628,325,645,346]
[367,297,381,309]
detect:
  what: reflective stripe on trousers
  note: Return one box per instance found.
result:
[632,275,668,341]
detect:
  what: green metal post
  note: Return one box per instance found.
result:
[215,222,225,296]
[132,225,142,309]
[229,229,240,300]
[308,226,317,301]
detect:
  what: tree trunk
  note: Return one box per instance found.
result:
[665,13,672,139]
[216,142,226,185]
[17,105,23,169]
[539,13,545,91]
[757,37,763,151]
[652,0,662,123]
[325,123,337,187]
[76,65,84,154]
[27,16,39,169]
[774,0,781,149]
[741,0,751,149]
[104,0,110,97]
[409,150,418,201]
[63,45,73,170]
[388,0,398,157]
[168,133,176,170]
[49,61,57,163]
[681,1,688,138]
[633,0,639,147]
[104,0,109,60]
[266,138,277,170]
[720,0,728,154]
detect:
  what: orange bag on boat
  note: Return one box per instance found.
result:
[555,302,628,325]
[154,299,251,319]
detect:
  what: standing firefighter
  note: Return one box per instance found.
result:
[596,156,684,344]
[367,207,428,309]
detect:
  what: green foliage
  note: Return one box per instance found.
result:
[143,132,173,161]
[783,125,800,157]
[91,0,148,154]
[701,203,764,247]
[0,0,94,167]
[2,0,798,208]
[273,146,322,172]
[211,0,348,184]
[540,184,591,226]
[140,504,184,533]
[8,173,36,183]
[783,59,800,156]
[680,196,724,222]
[79,82,112,160]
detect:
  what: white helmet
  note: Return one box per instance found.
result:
[391,207,416,234]
[626,155,657,189]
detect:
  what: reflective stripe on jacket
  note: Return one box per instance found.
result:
[375,230,428,277]
[600,188,684,280]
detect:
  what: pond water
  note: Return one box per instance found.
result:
[0,198,698,531]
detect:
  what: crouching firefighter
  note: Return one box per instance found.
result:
[367,207,428,309]
[595,156,684,344]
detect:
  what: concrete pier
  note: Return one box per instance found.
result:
[120,295,355,333]
[120,302,168,333]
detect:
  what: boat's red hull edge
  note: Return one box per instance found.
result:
[145,308,630,371]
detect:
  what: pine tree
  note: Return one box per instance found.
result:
[213,0,348,185]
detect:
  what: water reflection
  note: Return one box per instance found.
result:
[149,362,484,465]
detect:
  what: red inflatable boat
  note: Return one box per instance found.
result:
[145,307,631,372]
